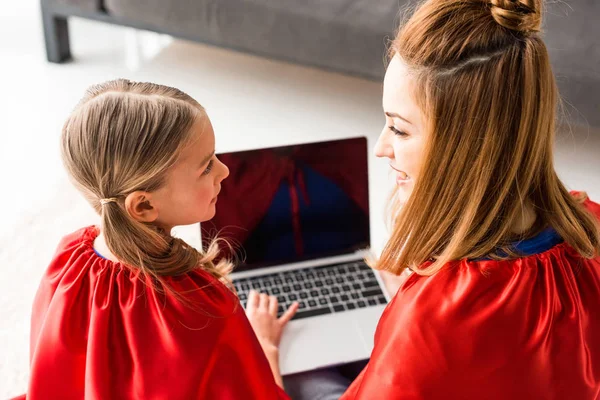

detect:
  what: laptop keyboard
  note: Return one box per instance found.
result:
[233,261,387,320]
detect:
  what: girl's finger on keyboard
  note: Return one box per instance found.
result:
[259,292,269,309]
[268,296,278,316]
[247,290,259,309]
[279,302,299,325]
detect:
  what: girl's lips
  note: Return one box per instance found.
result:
[211,189,220,203]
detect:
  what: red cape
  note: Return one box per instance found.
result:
[341,196,600,399]
[19,227,288,399]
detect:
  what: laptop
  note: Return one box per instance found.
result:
[201,137,389,375]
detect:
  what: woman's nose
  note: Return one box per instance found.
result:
[374,130,394,159]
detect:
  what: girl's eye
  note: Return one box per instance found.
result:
[201,160,214,176]
[389,126,409,137]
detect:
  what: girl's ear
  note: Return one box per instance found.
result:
[124,191,159,223]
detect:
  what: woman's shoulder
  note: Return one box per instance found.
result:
[384,236,599,348]
[390,190,600,316]
[394,242,577,309]
[370,241,600,398]
[574,191,600,218]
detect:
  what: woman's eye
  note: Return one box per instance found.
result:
[201,160,214,176]
[389,126,409,137]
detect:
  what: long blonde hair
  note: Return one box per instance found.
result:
[61,79,232,285]
[377,0,600,275]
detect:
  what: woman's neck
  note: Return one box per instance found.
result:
[509,201,538,235]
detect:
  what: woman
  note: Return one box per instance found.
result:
[246,0,600,398]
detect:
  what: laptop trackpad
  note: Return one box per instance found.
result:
[279,308,383,376]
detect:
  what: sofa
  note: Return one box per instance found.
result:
[41,0,599,126]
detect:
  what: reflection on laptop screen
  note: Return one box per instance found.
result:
[201,137,370,271]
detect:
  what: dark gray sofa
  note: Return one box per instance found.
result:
[42,0,399,80]
[41,0,599,126]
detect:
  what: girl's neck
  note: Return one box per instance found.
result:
[93,231,121,263]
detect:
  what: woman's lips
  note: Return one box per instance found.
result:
[390,164,410,184]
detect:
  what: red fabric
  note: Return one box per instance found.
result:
[287,166,310,256]
[342,197,600,400]
[21,227,289,400]
[211,138,368,247]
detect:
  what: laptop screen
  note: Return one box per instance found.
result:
[201,137,370,271]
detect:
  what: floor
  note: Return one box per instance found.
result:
[1,1,599,397]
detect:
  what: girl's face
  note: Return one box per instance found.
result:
[375,56,427,205]
[151,116,229,231]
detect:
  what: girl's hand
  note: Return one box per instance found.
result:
[245,290,297,389]
[245,290,299,351]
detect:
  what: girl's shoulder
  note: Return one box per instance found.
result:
[29,228,282,399]
[40,225,239,319]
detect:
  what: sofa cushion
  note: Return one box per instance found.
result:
[104,0,400,79]
[47,0,102,12]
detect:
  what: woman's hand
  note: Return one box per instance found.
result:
[246,290,298,350]
[245,290,298,389]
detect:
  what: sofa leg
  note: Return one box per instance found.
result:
[42,8,71,63]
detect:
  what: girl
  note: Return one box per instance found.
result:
[20,79,296,399]
[247,0,600,398]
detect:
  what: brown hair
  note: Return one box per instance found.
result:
[377,0,600,275]
[61,79,232,286]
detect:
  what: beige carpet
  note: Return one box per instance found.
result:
[0,177,98,397]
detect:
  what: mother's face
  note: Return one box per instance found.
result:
[375,56,427,205]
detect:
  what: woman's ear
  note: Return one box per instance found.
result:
[124,191,159,223]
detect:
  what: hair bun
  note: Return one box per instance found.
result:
[490,0,541,33]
